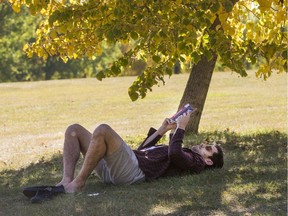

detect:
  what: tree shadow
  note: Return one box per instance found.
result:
[0,131,286,215]
[164,130,287,215]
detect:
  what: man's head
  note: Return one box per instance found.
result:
[191,143,224,169]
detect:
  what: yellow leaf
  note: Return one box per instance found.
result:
[219,13,229,25]
[43,53,48,60]
[67,46,74,59]
[276,10,285,23]
[209,14,217,24]
[220,17,235,36]
[12,3,21,13]
[257,0,272,12]
[61,55,68,63]
[49,30,58,39]
[57,25,67,34]
[23,44,29,51]
[216,25,221,31]
[256,64,270,79]
[27,50,33,58]
[96,46,102,55]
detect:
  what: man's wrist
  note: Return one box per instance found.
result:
[176,125,186,130]
[174,128,185,137]
[158,126,167,135]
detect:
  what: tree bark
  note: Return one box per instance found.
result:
[179,54,217,133]
[44,57,55,80]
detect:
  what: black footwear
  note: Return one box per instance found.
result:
[23,185,65,200]
[30,187,54,203]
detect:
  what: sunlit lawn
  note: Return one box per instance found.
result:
[0,71,287,215]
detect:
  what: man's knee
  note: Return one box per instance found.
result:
[93,124,112,137]
[93,124,122,155]
[65,123,82,137]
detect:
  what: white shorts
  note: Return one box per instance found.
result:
[94,141,145,185]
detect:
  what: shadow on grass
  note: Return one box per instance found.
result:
[0,131,287,216]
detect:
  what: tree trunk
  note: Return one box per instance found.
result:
[179,54,217,133]
[44,57,55,80]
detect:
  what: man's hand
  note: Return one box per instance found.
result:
[158,118,177,135]
[163,118,177,131]
[141,118,176,147]
[176,112,191,130]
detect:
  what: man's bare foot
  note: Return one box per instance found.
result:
[64,179,85,193]
[56,178,73,188]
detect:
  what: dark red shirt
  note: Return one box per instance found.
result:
[133,128,206,181]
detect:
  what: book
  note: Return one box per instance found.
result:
[170,104,194,122]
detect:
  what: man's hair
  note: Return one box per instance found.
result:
[206,145,224,169]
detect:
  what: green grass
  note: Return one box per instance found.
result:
[0,71,287,215]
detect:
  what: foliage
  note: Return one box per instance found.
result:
[2,0,286,100]
[0,3,130,82]
[0,3,41,81]
[0,3,87,81]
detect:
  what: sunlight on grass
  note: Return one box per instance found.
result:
[0,71,287,215]
[0,71,286,170]
[149,205,177,215]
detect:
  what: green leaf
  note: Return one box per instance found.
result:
[165,67,173,76]
[152,55,161,63]
[112,28,121,37]
[281,50,287,58]
[211,2,220,13]
[178,42,186,51]
[111,65,121,75]
[120,58,129,67]
[159,30,167,38]
[96,71,105,81]
[49,11,60,26]
[182,18,190,25]
[179,56,186,62]
[191,52,201,64]
[130,31,139,40]
[128,86,139,101]
[202,34,209,44]
[203,50,212,61]
[139,90,146,98]
[222,0,233,12]
[172,15,180,23]
[176,7,185,16]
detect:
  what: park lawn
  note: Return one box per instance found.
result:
[0,71,287,215]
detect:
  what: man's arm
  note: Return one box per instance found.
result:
[137,118,176,150]
[168,113,191,157]
[143,119,176,146]
[168,112,205,172]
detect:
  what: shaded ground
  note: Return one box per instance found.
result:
[0,131,287,216]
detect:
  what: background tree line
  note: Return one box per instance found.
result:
[0,2,153,82]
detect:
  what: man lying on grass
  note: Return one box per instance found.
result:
[56,111,224,193]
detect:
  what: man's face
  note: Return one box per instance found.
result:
[191,143,218,159]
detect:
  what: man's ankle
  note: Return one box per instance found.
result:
[74,176,86,187]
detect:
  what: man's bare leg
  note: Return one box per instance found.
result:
[56,124,91,187]
[65,124,123,193]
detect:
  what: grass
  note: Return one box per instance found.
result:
[0,71,287,215]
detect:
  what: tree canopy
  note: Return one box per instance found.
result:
[3,0,287,100]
